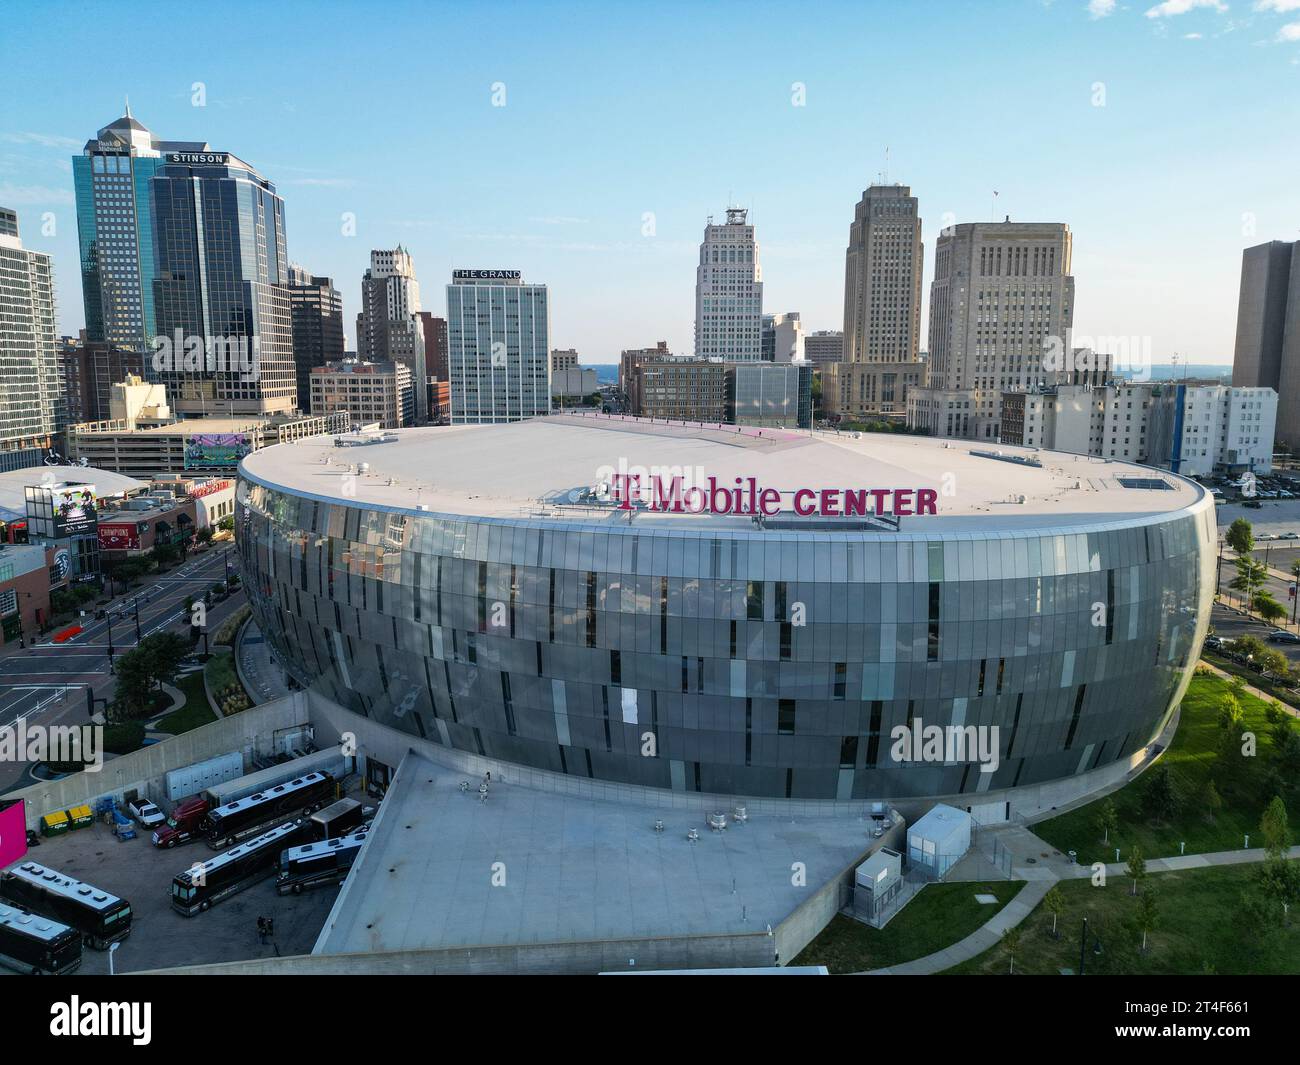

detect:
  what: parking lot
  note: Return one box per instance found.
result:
[1,783,367,974]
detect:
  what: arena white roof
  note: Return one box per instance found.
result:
[0,465,144,522]
[239,414,1204,532]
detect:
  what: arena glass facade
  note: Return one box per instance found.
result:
[235,465,1216,802]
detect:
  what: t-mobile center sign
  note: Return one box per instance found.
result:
[609,474,938,517]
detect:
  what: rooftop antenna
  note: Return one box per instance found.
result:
[124,95,131,118]
[883,145,890,184]
[991,189,999,221]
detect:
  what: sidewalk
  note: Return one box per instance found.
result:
[236,620,291,704]
[861,880,1055,975]
[1198,660,1299,719]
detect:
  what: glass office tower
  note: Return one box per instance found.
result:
[150,150,296,415]
[72,109,208,352]
[445,270,550,423]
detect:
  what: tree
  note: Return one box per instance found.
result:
[1254,593,1288,626]
[1096,797,1119,845]
[1204,779,1223,824]
[218,515,235,532]
[196,527,214,546]
[1272,721,1300,789]
[1001,924,1022,975]
[1254,856,1300,927]
[1260,796,1292,858]
[1255,646,1290,678]
[1042,886,1065,940]
[1231,556,1269,609]
[1266,700,1287,727]
[1218,693,1243,733]
[1225,517,1254,556]
[1141,765,1181,825]
[1137,888,1159,954]
[1127,846,1147,897]
[1234,634,1266,666]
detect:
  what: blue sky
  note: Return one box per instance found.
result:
[2,0,1299,363]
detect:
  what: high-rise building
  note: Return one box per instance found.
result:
[619,341,670,410]
[1231,240,1300,449]
[761,312,804,364]
[914,220,1078,439]
[0,208,64,469]
[60,334,146,424]
[416,311,448,382]
[310,360,413,429]
[72,108,212,352]
[803,330,844,369]
[358,248,427,422]
[288,265,345,414]
[445,269,550,424]
[843,185,923,364]
[694,208,762,360]
[150,149,295,416]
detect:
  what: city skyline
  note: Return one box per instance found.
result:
[4,1,1300,363]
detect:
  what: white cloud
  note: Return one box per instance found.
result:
[1088,0,1117,17]
[0,183,74,205]
[1185,30,1205,35]
[0,132,81,149]
[1278,18,1300,36]
[1144,0,1227,16]
[1256,0,1300,12]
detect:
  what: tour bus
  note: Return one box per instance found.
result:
[276,827,370,895]
[0,861,132,949]
[171,819,313,916]
[0,902,82,975]
[201,772,335,849]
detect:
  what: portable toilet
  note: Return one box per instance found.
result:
[907,803,972,879]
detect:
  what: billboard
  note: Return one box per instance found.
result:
[98,521,142,551]
[52,484,97,537]
[185,433,252,470]
[0,799,26,869]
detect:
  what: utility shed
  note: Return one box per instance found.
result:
[907,803,971,879]
[853,847,903,925]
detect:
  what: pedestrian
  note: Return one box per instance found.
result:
[256,916,266,944]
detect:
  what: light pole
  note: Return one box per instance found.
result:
[108,941,119,976]
[1079,916,1088,976]
[133,599,141,642]
[106,611,115,673]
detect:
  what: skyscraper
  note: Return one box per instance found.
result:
[0,208,63,468]
[72,108,211,353]
[288,265,345,413]
[445,269,550,424]
[761,312,805,363]
[1232,240,1300,450]
[914,220,1077,439]
[694,208,763,360]
[150,148,295,415]
[823,185,927,420]
[357,248,427,422]
[843,185,923,363]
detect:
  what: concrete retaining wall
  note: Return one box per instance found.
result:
[4,694,309,829]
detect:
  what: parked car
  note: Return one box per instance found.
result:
[1267,630,1300,644]
[1244,500,1263,509]
[127,798,166,829]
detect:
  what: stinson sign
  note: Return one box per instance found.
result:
[608,474,938,518]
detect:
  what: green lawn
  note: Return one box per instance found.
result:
[204,650,238,695]
[946,863,1300,975]
[792,880,1025,973]
[154,669,217,734]
[1034,671,1300,866]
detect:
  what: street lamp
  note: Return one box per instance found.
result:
[133,599,141,642]
[106,611,115,672]
[108,941,119,976]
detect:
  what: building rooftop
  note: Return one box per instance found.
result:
[0,466,144,523]
[239,413,1204,533]
[314,751,879,958]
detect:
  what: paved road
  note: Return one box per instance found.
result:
[0,545,246,794]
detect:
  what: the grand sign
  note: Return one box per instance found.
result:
[452,269,521,281]
[609,474,938,518]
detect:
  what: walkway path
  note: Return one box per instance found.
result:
[237,620,292,704]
